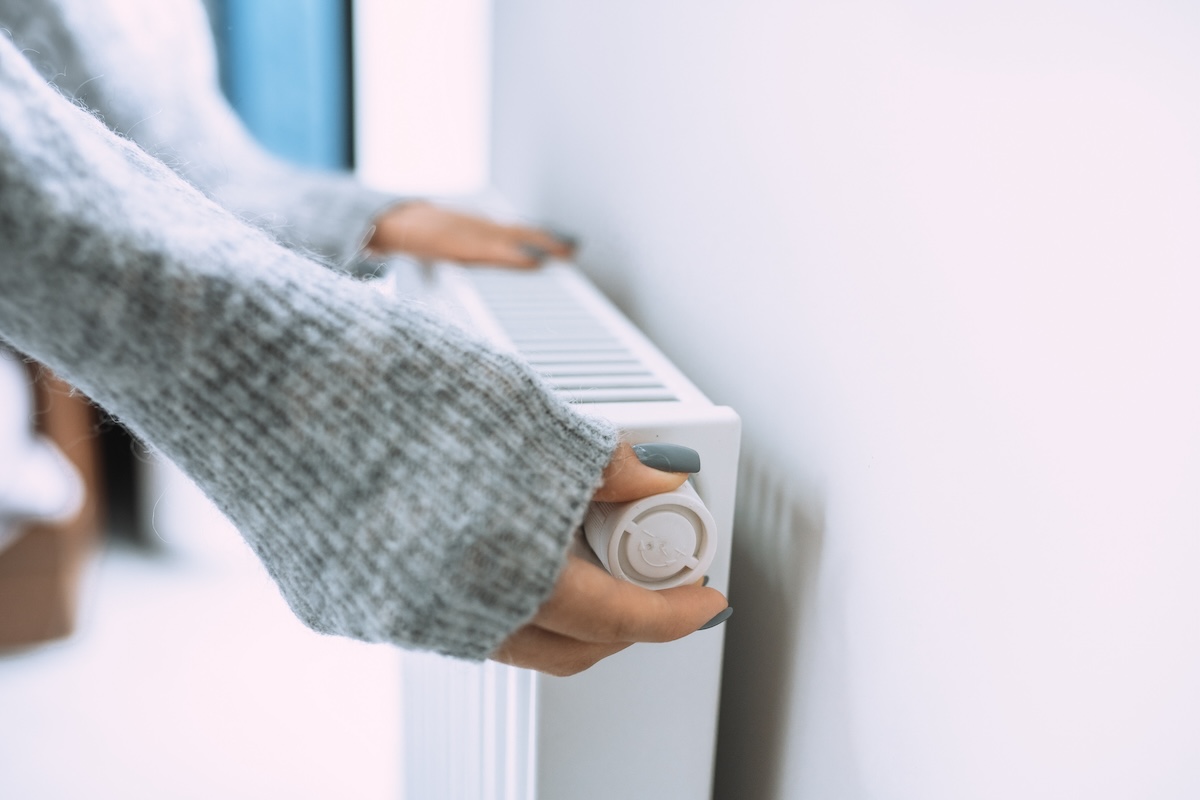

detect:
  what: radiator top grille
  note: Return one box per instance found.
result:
[379,259,709,407]
[465,268,680,404]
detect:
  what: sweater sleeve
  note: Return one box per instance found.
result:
[1,0,399,269]
[0,34,617,660]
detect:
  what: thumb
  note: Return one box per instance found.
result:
[593,441,700,504]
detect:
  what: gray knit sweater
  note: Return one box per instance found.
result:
[0,26,616,659]
[3,0,396,267]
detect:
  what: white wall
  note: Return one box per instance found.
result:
[355,0,491,194]
[490,2,1200,798]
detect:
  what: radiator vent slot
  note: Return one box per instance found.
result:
[467,269,679,404]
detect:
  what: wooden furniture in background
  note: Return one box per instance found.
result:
[0,368,102,648]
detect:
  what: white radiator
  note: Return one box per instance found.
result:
[381,260,741,800]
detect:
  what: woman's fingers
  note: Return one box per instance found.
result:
[491,560,726,676]
[491,553,728,676]
[503,224,575,262]
[458,221,574,267]
[593,441,690,503]
[368,202,577,267]
[533,555,729,645]
[491,622,632,677]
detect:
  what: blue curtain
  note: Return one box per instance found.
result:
[211,0,352,170]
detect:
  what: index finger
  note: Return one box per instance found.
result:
[507,224,576,257]
[533,555,729,644]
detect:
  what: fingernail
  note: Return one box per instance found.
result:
[699,607,733,630]
[632,443,701,474]
[548,230,579,249]
[702,575,710,587]
[519,243,549,263]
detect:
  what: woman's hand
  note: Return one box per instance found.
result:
[490,442,731,677]
[368,201,576,267]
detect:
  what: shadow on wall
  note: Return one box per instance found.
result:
[715,439,862,799]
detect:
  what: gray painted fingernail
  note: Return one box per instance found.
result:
[632,443,701,474]
[702,575,710,587]
[519,243,549,263]
[699,607,732,630]
[549,230,579,249]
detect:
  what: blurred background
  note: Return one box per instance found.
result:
[0,2,408,797]
[4,0,1200,798]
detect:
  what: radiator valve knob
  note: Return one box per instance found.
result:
[584,480,716,589]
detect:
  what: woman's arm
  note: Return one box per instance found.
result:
[3,0,397,267]
[0,33,615,659]
[2,0,575,271]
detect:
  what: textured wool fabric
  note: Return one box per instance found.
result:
[0,34,617,659]
[1,0,397,269]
